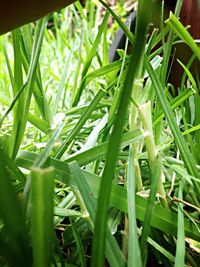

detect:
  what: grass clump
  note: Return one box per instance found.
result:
[0,0,200,266]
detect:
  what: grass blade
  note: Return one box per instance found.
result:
[127,147,142,267]
[91,1,154,266]
[175,181,185,267]
[16,151,200,242]
[166,12,200,61]
[73,12,109,106]
[145,55,200,198]
[68,161,126,267]
[69,217,86,267]
[31,167,55,267]
[0,148,30,266]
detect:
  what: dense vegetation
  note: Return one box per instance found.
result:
[0,0,200,266]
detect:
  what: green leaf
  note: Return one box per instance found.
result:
[166,12,200,61]
[91,1,154,266]
[127,148,142,267]
[68,161,126,267]
[16,152,200,242]
[31,167,55,267]
[0,148,30,266]
[175,181,185,267]
[145,55,200,198]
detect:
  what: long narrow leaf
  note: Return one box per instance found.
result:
[0,148,30,266]
[127,147,142,267]
[68,161,126,267]
[175,181,185,267]
[31,167,55,267]
[91,1,154,266]
[145,56,200,197]
[16,151,200,242]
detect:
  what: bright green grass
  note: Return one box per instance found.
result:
[0,0,200,266]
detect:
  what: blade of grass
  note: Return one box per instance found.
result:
[144,55,200,199]
[0,92,50,133]
[91,1,154,266]
[23,118,64,202]
[72,12,109,106]
[16,151,200,242]
[127,147,142,267]
[18,129,144,168]
[153,88,195,125]
[139,101,166,202]
[69,217,86,267]
[55,82,116,159]
[31,167,55,267]
[98,0,135,44]
[64,129,143,165]
[68,161,126,267]
[2,40,14,87]
[52,49,74,116]
[8,29,24,159]
[160,0,183,85]
[0,148,30,266]
[139,153,162,264]
[21,24,51,123]
[54,207,82,217]
[165,12,200,61]
[151,0,183,145]
[0,18,47,159]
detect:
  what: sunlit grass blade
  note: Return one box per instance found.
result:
[139,101,166,201]
[24,17,47,113]
[0,18,47,159]
[177,60,197,89]
[65,129,143,165]
[8,29,24,159]
[91,1,154,265]
[55,83,116,159]
[21,24,51,123]
[82,11,109,77]
[31,167,55,267]
[127,147,142,267]
[24,119,64,201]
[0,92,50,134]
[2,41,14,87]
[138,102,165,263]
[166,12,200,61]
[52,50,74,116]
[33,122,64,168]
[18,129,144,168]
[54,207,82,217]
[72,12,109,106]
[27,112,51,134]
